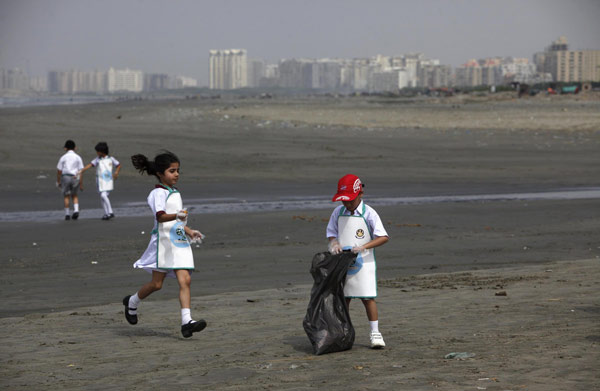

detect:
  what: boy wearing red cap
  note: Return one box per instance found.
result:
[326,174,389,348]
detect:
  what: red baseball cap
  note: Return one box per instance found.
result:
[332,174,363,202]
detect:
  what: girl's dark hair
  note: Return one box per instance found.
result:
[95,142,109,155]
[131,151,180,178]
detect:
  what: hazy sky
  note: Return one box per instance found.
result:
[1,0,599,85]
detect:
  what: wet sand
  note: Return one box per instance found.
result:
[0,94,599,389]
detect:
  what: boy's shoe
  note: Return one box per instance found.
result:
[109,213,115,219]
[370,331,386,349]
[65,215,71,220]
[181,319,207,338]
[71,212,79,220]
[101,214,110,220]
[122,296,138,325]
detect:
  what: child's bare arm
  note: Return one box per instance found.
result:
[353,236,388,253]
[184,226,204,240]
[113,164,121,179]
[80,163,93,174]
[157,213,177,223]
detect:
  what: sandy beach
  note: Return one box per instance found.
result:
[0,93,599,389]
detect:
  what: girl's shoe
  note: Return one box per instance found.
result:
[109,213,115,219]
[181,319,207,338]
[71,212,79,220]
[122,296,138,325]
[102,214,110,220]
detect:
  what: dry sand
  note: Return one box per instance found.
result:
[0,94,599,389]
[1,259,598,390]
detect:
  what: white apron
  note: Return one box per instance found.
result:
[337,204,377,298]
[97,157,114,192]
[156,188,194,270]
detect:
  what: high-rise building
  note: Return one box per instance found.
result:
[107,68,143,93]
[47,70,106,94]
[541,37,600,82]
[278,59,309,88]
[29,76,47,92]
[259,64,279,87]
[0,68,29,90]
[209,49,248,89]
[418,64,452,88]
[144,74,169,91]
[247,58,265,88]
[455,59,482,87]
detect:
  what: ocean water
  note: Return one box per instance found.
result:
[2,187,600,223]
[0,95,114,108]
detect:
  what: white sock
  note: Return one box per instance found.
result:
[73,203,79,212]
[100,192,113,214]
[370,320,379,333]
[65,208,70,215]
[128,293,140,315]
[181,308,192,325]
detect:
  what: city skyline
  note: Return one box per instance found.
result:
[1,0,599,86]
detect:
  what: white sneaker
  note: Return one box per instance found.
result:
[370,331,386,349]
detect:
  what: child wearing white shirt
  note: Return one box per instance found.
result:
[327,174,389,348]
[56,140,84,220]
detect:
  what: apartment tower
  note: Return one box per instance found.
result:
[209,49,248,89]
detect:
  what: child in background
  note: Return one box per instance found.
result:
[56,140,84,220]
[123,151,206,338]
[326,174,389,348]
[80,142,121,220]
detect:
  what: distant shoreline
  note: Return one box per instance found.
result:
[3,88,598,110]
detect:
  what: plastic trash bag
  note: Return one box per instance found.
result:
[303,251,356,355]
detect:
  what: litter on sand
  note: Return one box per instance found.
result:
[444,352,476,359]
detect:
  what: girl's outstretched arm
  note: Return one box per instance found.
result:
[78,163,93,190]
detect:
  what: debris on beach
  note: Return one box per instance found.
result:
[395,223,422,227]
[495,291,507,296]
[444,352,475,359]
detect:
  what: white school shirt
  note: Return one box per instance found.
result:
[326,201,389,239]
[90,156,120,168]
[147,186,170,232]
[56,150,84,175]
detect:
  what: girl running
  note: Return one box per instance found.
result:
[123,151,206,338]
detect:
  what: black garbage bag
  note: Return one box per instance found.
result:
[303,251,356,355]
